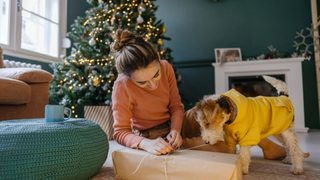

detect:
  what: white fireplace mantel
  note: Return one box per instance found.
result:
[212,57,308,132]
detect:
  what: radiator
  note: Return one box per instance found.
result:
[3,60,42,69]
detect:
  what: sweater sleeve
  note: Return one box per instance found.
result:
[165,61,184,132]
[112,80,145,149]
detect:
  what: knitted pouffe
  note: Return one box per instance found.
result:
[0,118,109,180]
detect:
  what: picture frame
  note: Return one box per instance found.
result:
[215,48,242,63]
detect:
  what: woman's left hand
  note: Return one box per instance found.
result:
[166,129,183,149]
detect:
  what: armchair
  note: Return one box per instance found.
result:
[0,47,53,121]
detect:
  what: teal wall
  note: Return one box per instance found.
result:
[154,0,319,129]
[3,0,319,128]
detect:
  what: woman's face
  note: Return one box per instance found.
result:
[130,61,161,90]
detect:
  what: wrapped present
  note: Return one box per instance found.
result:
[112,148,242,180]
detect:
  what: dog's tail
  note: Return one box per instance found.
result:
[262,75,288,96]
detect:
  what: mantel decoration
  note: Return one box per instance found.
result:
[215,48,242,63]
[242,25,317,62]
[243,45,311,61]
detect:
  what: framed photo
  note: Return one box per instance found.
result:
[215,48,242,63]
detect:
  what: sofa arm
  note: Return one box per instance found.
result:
[0,68,53,84]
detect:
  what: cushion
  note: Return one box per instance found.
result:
[0,77,31,105]
[0,118,109,180]
[0,68,53,84]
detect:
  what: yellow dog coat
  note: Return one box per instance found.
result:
[222,89,294,147]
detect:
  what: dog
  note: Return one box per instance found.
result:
[194,75,304,175]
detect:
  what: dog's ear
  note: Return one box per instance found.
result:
[216,96,231,114]
[203,100,220,124]
[194,99,218,123]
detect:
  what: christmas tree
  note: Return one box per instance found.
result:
[49,0,182,117]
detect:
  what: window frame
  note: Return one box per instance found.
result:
[1,0,67,63]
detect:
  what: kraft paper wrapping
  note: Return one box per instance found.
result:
[112,148,242,180]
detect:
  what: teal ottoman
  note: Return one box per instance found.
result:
[0,118,109,180]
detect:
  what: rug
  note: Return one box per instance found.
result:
[89,161,320,180]
[244,160,320,180]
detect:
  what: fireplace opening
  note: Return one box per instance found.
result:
[228,75,285,97]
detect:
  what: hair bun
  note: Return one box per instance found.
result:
[111,29,136,52]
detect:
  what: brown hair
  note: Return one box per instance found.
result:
[111,29,159,78]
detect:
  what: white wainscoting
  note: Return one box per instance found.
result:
[212,57,308,132]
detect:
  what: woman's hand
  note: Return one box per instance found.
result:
[138,138,174,155]
[166,129,183,149]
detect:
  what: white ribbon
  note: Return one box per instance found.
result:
[132,143,209,179]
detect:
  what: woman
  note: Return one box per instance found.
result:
[111,29,308,159]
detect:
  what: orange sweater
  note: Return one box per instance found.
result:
[112,60,184,149]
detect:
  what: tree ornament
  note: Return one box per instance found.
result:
[162,27,166,33]
[137,15,144,24]
[138,2,146,12]
[92,70,98,75]
[157,39,164,45]
[89,86,96,91]
[102,83,109,90]
[105,100,110,105]
[77,99,84,104]
[89,38,96,46]
[81,34,87,39]
[61,98,67,105]
[106,39,111,45]
[92,77,100,86]
[104,33,111,39]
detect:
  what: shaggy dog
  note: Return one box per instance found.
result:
[194,75,304,175]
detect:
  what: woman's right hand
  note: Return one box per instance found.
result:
[138,138,174,155]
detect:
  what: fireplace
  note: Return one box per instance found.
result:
[212,58,308,132]
[228,75,285,97]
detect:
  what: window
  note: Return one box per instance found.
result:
[0,0,10,45]
[0,0,67,62]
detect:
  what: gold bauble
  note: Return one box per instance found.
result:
[157,39,163,45]
[93,77,100,86]
[162,27,166,33]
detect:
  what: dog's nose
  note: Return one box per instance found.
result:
[205,141,210,144]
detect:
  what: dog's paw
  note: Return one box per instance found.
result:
[242,167,249,174]
[291,166,303,175]
[282,157,292,164]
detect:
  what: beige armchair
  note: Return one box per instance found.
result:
[0,47,53,121]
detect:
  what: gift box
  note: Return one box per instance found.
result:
[112,148,242,180]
